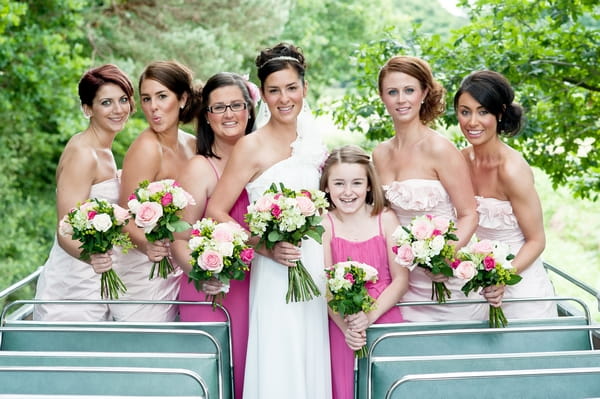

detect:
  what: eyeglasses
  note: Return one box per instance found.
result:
[207,102,247,114]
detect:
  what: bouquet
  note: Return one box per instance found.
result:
[59,198,133,299]
[128,179,195,279]
[392,214,458,303]
[245,182,328,303]
[452,238,521,328]
[324,260,378,358]
[187,218,254,309]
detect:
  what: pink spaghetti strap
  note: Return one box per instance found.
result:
[205,157,220,179]
[327,213,336,238]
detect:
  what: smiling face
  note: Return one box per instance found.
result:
[206,85,249,142]
[140,78,186,134]
[261,66,306,124]
[326,162,370,215]
[379,71,428,124]
[456,92,499,145]
[84,83,131,134]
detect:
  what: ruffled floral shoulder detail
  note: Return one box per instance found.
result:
[384,179,451,212]
[291,119,328,171]
[476,196,518,229]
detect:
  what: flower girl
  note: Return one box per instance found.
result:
[319,145,408,399]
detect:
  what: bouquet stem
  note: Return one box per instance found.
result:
[205,292,226,311]
[149,256,175,280]
[100,270,127,299]
[431,281,452,303]
[489,305,509,328]
[355,345,368,359]
[286,260,321,303]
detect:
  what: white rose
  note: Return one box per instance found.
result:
[128,198,141,214]
[188,236,203,251]
[91,213,113,232]
[429,235,445,255]
[216,241,234,257]
[171,188,189,209]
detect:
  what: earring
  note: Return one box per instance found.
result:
[421,100,424,104]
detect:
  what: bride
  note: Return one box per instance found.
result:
[206,42,331,399]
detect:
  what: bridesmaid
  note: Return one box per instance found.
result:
[114,60,202,321]
[454,70,557,318]
[372,55,485,322]
[171,72,257,399]
[34,64,135,321]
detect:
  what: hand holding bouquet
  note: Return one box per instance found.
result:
[325,260,378,358]
[452,238,521,327]
[245,182,328,303]
[128,179,195,279]
[59,198,133,299]
[187,218,254,309]
[392,214,458,303]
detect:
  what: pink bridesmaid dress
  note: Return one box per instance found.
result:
[327,213,404,399]
[178,158,251,399]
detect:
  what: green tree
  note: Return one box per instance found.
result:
[86,0,294,80]
[0,0,91,290]
[333,0,600,200]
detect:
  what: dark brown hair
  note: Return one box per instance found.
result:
[138,60,202,124]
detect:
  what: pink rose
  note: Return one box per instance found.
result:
[112,204,130,225]
[411,218,435,240]
[273,193,282,200]
[161,192,173,206]
[344,273,355,285]
[190,228,201,237]
[453,260,477,280]
[79,201,96,214]
[394,244,415,269]
[87,210,97,220]
[451,259,461,269]
[200,250,224,273]
[134,201,163,233]
[300,190,312,199]
[296,196,316,216]
[472,239,494,255]
[128,193,136,201]
[271,204,282,219]
[240,248,254,265]
[483,256,496,271]
[213,224,234,243]
[254,195,274,212]
[392,245,399,254]
[58,216,73,237]
[432,216,450,235]
[147,181,165,194]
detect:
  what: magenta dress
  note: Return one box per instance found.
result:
[327,213,404,399]
[178,158,250,399]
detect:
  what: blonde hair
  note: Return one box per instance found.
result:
[319,145,386,216]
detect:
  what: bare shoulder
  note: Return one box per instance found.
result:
[57,135,96,176]
[499,144,535,187]
[373,138,394,159]
[425,129,460,156]
[179,128,197,148]
[381,207,400,228]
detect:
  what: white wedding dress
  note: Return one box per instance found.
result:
[242,121,332,399]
